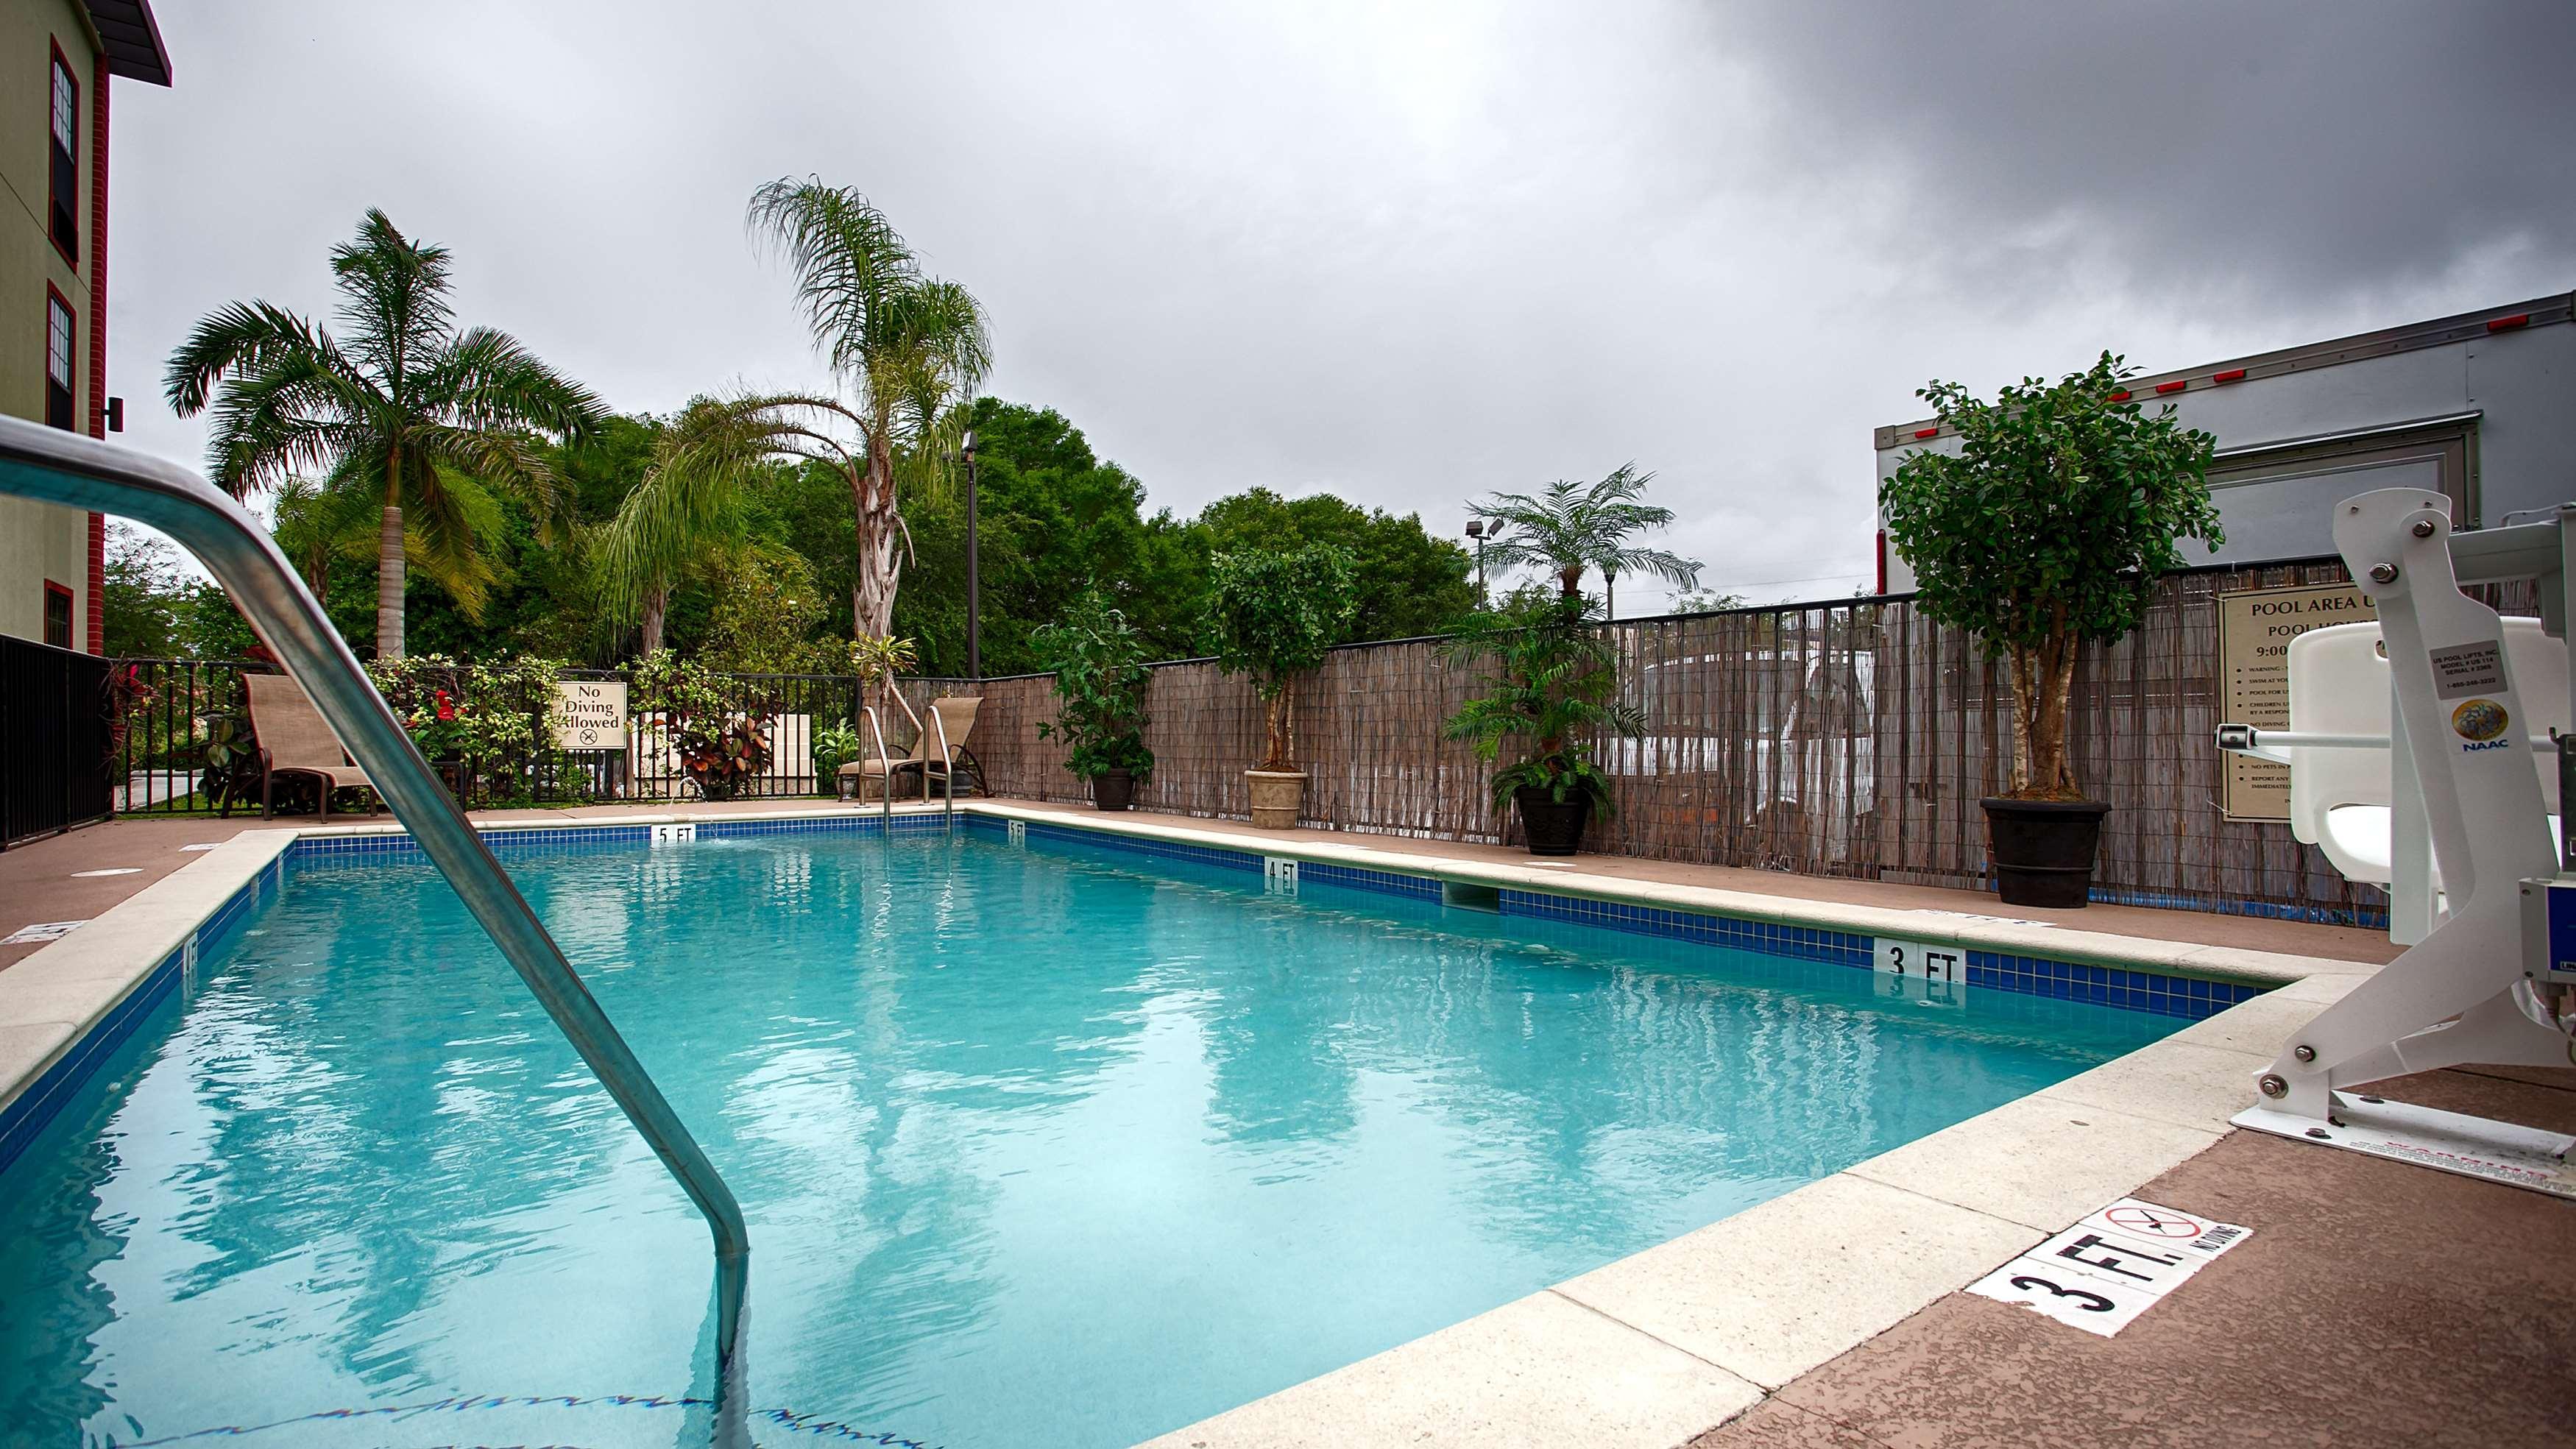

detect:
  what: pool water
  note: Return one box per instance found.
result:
[1,828,2175,1447]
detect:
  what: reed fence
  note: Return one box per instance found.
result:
[941,556,2537,926]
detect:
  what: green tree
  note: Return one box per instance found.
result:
[1880,352,2221,798]
[1207,545,1358,771]
[165,208,606,657]
[1195,488,1473,642]
[1033,589,1156,782]
[1468,464,1701,602]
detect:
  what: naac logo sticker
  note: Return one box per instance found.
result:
[2452,698,2511,751]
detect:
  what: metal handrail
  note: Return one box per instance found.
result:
[928,703,955,816]
[0,419,750,1374]
[860,706,894,820]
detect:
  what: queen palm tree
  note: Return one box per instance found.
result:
[604,180,991,645]
[166,208,606,657]
[1468,464,1702,603]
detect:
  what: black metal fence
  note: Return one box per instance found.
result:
[106,659,890,815]
[2,635,113,847]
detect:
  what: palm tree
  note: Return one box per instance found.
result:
[1468,464,1702,603]
[595,399,757,654]
[618,178,988,640]
[166,208,606,657]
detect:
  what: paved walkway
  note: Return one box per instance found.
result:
[1691,1063,2576,1449]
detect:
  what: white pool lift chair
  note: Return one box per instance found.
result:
[2282,617,2566,924]
[2216,489,2576,1199]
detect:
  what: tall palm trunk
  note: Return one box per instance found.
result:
[640,584,668,656]
[851,445,902,639]
[378,445,406,658]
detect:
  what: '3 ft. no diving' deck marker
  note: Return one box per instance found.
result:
[1967,1198,2251,1336]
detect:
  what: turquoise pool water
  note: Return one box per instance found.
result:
[1,827,2175,1447]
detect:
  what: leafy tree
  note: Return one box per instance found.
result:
[1880,351,2221,799]
[1195,489,1473,642]
[1442,587,1641,810]
[1207,545,1358,772]
[1468,464,1701,602]
[164,208,606,656]
[101,525,262,660]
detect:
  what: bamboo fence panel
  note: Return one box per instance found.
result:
[913,557,2538,925]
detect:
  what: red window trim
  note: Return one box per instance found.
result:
[43,281,77,431]
[43,579,77,650]
[46,39,79,272]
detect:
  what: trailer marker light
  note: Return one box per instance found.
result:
[2487,313,2530,333]
[1914,427,1939,439]
[2107,390,2131,402]
[2154,379,2187,394]
[2211,368,2246,383]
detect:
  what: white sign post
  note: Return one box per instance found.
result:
[553,679,629,751]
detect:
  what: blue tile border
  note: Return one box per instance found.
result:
[1498,888,1876,969]
[986,815,2262,1021]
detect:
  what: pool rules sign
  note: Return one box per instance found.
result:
[2218,581,2374,821]
[553,679,628,751]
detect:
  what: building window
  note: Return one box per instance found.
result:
[44,581,74,650]
[48,47,78,263]
[46,289,75,431]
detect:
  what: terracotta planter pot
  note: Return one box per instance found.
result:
[1092,769,1136,812]
[1247,769,1306,829]
[1981,796,2109,909]
[1513,787,1593,857]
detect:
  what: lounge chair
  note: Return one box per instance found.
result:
[244,672,382,819]
[840,695,982,803]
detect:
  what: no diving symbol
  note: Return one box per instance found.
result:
[2105,1204,2204,1239]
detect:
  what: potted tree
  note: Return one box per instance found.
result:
[1443,588,1641,855]
[1035,589,1156,810]
[1880,352,2221,907]
[1207,546,1357,829]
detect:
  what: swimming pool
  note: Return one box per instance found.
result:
[2,819,2185,1448]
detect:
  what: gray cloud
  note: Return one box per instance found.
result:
[105,1,2574,614]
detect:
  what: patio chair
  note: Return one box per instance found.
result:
[244,672,382,819]
[840,696,983,803]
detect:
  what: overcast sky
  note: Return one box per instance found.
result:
[106,1,2576,613]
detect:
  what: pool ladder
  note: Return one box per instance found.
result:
[855,700,955,817]
[0,419,753,1396]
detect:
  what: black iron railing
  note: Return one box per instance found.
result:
[1,633,113,846]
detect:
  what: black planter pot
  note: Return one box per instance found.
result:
[1981,797,2110,909]
[1092,769,1136,812]
[1513,787,1593,857]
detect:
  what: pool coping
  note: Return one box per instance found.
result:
[0,801,2377,1448]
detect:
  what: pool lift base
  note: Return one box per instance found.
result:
[2217,488,2576,1196]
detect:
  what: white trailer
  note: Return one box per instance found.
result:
[1872,291,2575,592]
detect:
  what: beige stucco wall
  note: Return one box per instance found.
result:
[0,0,97,646]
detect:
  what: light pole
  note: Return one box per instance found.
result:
[963,430,980,680]
[1465,519,1487,603]
[1604,564,1618,620]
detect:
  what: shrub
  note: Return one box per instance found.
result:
[1033,589,1155,782]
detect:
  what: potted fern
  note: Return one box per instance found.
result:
[1880,352,2221,907]
[1207,546,1357,828]
[1442,589,1640,855]
[1035,589,1156,810]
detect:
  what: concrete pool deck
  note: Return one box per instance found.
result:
[1,800,2563,1448]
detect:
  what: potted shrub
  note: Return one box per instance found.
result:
[1206,545,1357,828]
[1442,588,1641,855]
[1880,352,2221,907]
[1035,589,1156,810]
